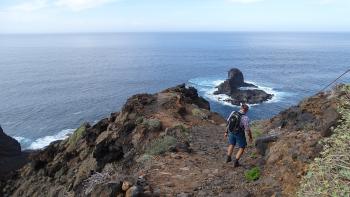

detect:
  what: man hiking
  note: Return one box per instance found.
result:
[225,104,253,167]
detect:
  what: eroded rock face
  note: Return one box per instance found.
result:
[214,68,273,105]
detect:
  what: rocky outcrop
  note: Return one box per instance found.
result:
[0,126,29,180]
[0,84,224,196]
[214,68,273,105]
[254,134,279,156]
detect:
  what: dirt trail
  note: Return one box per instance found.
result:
[145,124,261,196]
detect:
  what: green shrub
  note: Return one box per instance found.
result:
[142,118,162,131]
[67,124,87,150]
[245,167,261,181]
[250,152,257,159]
[145,136,177,155]
[135,116,144,124]
[137,154,153,162]
[250,122,264,139]
[173,124,189,134]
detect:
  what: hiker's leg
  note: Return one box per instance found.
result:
[226,133,236,162]
[236,132,247,160]
[227,132,236,156]
[235,148,245,160]
[227,145,234,156]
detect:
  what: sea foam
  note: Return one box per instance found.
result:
[188,77,288,108]
[14,128,75,150]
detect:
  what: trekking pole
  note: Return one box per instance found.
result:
[319,69,350,92]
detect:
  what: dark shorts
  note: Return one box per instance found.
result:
[228,131,247,148]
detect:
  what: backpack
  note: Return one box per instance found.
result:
[227,111,243,133]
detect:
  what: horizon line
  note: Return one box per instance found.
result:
[1,30,350,35]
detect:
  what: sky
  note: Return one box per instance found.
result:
[0,0,350,33]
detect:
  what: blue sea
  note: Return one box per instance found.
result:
[1,32,349,149]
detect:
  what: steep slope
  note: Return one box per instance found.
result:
[253,84,347,196]
[298,85,350,196]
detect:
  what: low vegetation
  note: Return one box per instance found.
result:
[67,124,87,149]
[250,121,264,139]
[142,118,162,131]
[245,167,261,182]
[173,123,189,134]
[298,85,350,197]
[191,108,208,119]
[145,135,177,155]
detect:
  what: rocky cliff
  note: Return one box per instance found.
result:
[0,84,224,196]
[1,84,347,197]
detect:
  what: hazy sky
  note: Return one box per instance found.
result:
[0,0,350,33]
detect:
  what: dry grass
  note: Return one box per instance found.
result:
[298,85,350,197]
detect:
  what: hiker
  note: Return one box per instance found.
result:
[225,104,253,167]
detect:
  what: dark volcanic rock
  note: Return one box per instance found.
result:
[215,68,256,94]
[223,89,273,106]
[214,68,273,105]
[93,137,124,170]
[0,126,21,156]
[255,134,279,156]
[0,126,29,179]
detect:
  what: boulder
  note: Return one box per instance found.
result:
[255,134,279,156]
[320,107,340,137]
[122,181,132,191]
[125,185,143,197]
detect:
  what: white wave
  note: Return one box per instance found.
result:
[25,128,75,150]
[188,77,237,107]
[245,80,290,103]
[188,77,289,107]
[14,136,31,144]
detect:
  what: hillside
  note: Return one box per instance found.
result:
[1,84,348,197]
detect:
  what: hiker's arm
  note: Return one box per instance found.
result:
[247,128,253,143]
[243,116,253,143]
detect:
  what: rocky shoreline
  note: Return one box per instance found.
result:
[214,68,273,105]
[0,83,347,197]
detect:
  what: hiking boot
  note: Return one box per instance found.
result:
[226,156,232,163]
[234,159,240,167]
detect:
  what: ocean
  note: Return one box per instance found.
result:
[1,32,349,149]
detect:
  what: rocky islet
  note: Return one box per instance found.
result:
[214,68,274,105]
